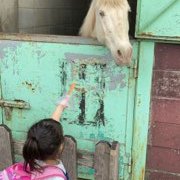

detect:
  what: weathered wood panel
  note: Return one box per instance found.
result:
[94,142,111,180]
[147,146,180,173]
[94,141,119,180]
[77,149,94,168]
[0,125,13,170]
[151,98,180,124]
[61,136,77,180]
[109,142,119,180]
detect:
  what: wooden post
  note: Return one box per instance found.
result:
[109,141,120,180]
[0,125,13,170]
[61,135,77,180]
[94,141,111,180]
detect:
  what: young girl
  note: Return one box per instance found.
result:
[0,94,71,180]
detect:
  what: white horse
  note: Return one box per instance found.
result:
[80,0,132,66]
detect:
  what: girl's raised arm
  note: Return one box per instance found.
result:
[51,83,76,122]
[51,96,70,121]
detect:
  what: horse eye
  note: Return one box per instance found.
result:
[99,10,105,17]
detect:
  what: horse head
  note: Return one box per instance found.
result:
[80,0,132,66]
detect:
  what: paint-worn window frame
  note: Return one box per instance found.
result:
[0,33,100,45]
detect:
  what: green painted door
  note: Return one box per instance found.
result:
[136,0,180,41]
[0,38,138,179]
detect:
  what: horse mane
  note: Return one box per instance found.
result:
[79,0,96,37]
[96,0,127,7]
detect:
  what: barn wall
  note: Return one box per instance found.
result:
[0,0,18,32]
[18,0,90,35]
[146,43,180,179]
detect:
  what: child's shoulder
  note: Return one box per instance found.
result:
[33,160,67,180]
[0,162,30,179]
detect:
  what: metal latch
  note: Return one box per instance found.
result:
[0,99,30,109]
[0,99,30,120]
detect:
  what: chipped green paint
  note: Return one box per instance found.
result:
[132,41,155,180]
[0,37,154,180]
[136,0,180,42]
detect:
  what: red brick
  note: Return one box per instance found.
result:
[150,122,180,149]
[151,98,180,125]
[152,70,180,98]
[146,171,180,180]
[155,43,180,71]
[147,146,180,173]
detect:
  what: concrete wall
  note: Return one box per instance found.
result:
[18,0,90,35]
[0,0,18,32]
[146,43,180,180]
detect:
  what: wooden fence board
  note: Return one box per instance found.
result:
[109,141,120,180]
[61,136,77,180]
[94,141,111,180]
[3,135,120,179]
[0,125,13,170]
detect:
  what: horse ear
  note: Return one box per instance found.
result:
[79,1,96,37]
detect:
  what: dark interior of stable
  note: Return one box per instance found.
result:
[0,0,137,38]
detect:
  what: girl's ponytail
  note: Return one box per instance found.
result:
[23,119,64,173]
[23,136,41,172]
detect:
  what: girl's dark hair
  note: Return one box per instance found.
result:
[23,118,64,172]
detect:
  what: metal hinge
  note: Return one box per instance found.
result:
[133,59,138,78]
[127,156,132,173]
[128,159,132,173]
[124,154,132,174]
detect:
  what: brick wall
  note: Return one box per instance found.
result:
[146,43,180,179]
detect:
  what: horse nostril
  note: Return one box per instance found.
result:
[99,10,105,17]
[117,50,122,56]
